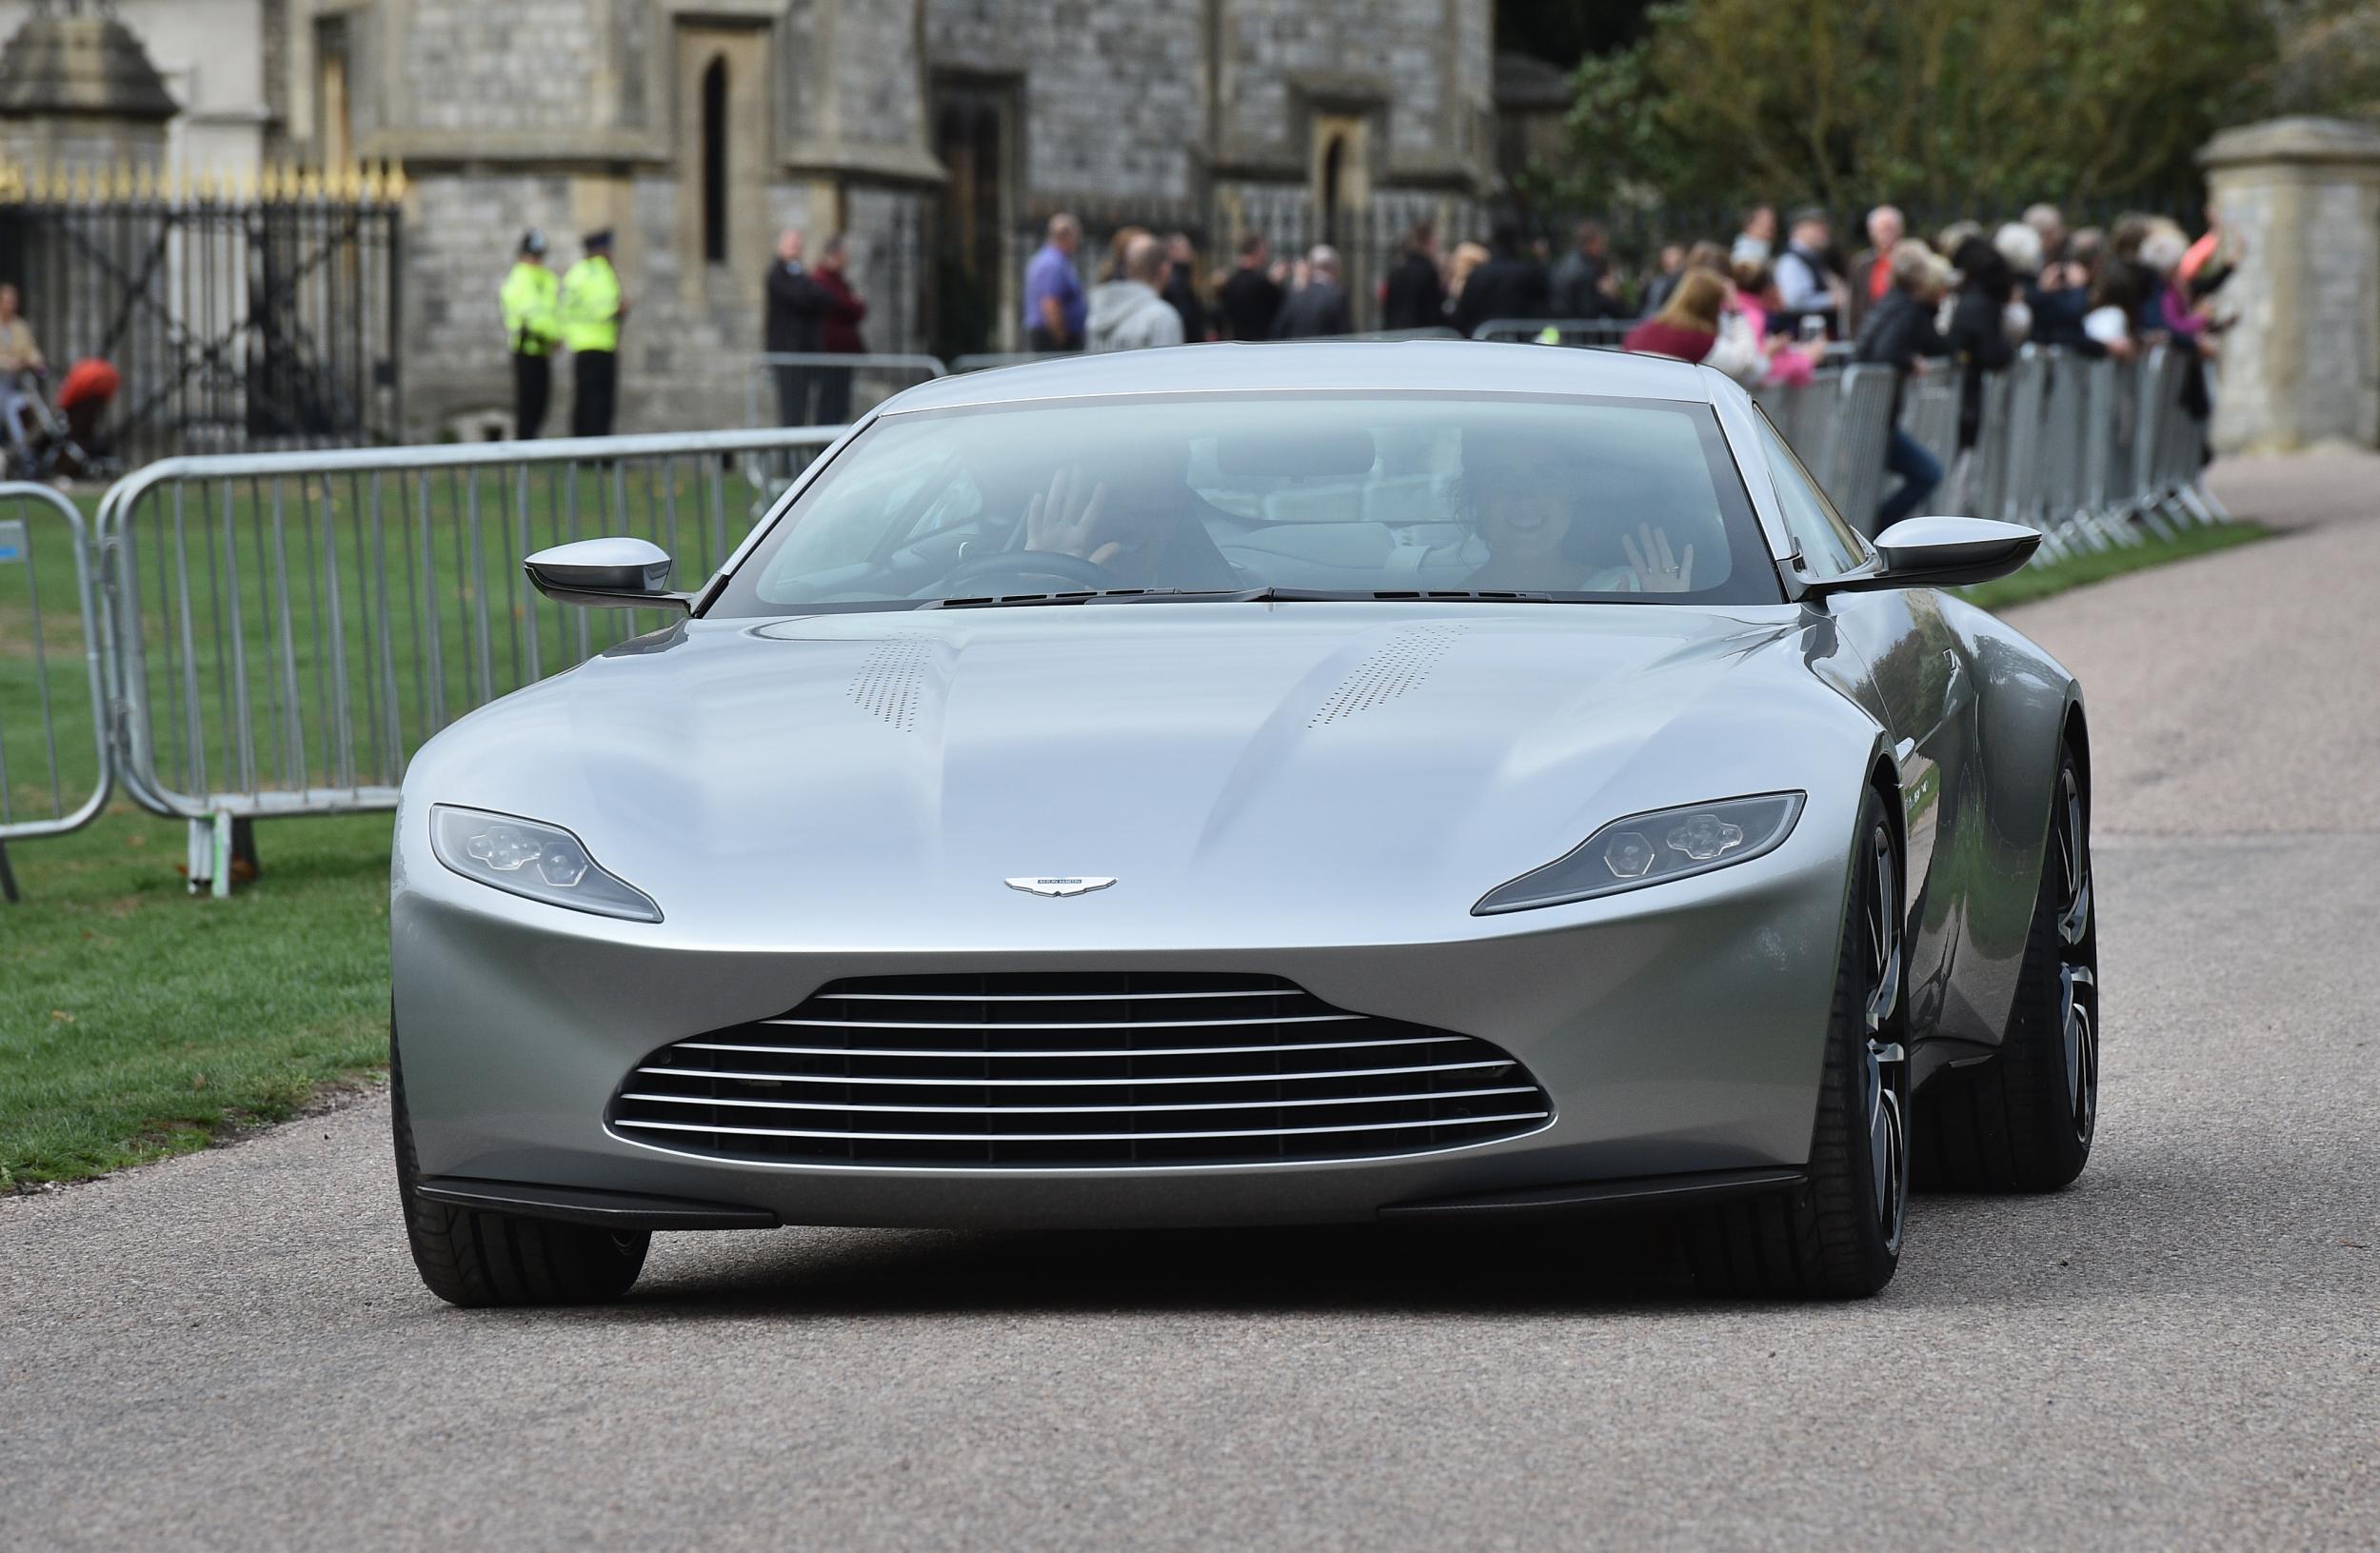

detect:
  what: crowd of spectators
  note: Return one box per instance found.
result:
[1603,201,2241,523]
[1018,200,2237,525]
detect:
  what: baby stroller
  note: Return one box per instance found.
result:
[5,358,117,484]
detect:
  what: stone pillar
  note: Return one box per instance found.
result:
[2200,117,2380,455]
[0,5,179,175]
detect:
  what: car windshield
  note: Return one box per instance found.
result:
[706,391,1780,615]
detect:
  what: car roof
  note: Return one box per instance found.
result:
[879,340,1718,415]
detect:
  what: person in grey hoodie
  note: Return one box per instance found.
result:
[1086,233,1186,352]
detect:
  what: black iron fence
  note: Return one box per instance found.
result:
[0,164,404,468]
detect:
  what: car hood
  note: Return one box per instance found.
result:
[407,603,1874,946]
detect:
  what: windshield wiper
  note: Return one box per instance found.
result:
[922,587,1259,609]
[923,587,1557,609]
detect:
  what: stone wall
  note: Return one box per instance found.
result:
[402,0,606,135]
[405,173,834,439]
[2201,117,2380,455]
[922,0,1208,199]
[327,0,1493,435]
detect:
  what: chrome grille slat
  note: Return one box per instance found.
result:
[615,1112,1553,1145]
[635,1059,1515,1088]
[761,1013,1364,1031]
[619,1085,1543,1116]
[677,1034,1463,1059]
[605,972,1553,1167]
[820,988,1297,1003]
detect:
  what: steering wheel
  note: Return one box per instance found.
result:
[942,548,1111,593]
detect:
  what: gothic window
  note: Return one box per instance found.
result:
[701,56,729,265]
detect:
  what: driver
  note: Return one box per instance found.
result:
[990,447,1240,591]
[1462,440,1696,594]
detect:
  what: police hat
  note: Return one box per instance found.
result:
[583,229,615,251]
[520,229,548,256]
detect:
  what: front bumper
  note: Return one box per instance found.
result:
[391,808,1855,1231]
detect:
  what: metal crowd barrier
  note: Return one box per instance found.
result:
[744,351,946,429]
[87,427,841,893]
[0,484,112,899]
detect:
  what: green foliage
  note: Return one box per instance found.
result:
[2259,0,2380,120]
[1560,0,2275,212]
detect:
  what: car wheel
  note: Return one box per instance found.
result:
[1684,786,1909,1298]
[390,1022,649,1307]
[1914,746,2097,1191]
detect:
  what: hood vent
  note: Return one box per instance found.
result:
[847,633,934,730]
[1310,625,1465,727]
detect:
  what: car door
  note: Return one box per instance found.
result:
[1750,408,1972,1035]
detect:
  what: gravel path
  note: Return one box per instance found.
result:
[6,456,2375,1551]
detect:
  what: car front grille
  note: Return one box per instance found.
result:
[605,971,1552,1167]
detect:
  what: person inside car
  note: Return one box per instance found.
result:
[1463,442,1697,594]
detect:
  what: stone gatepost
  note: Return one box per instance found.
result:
[0,3,178,175]
[2200,117,2380,455]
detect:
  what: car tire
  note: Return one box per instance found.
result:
[1683,786,1910,1299]
[1914,746,2097,1192]
[390,1022,649,1307]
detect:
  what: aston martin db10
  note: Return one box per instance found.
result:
[390,343,2098,1304]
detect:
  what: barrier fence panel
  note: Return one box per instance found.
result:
[0,484,111,898]
[1898,373,1962,477]
[94,428,839,889]
[744,352,947,429]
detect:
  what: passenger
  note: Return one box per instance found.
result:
[1462,444,1696,594]
[1001,454,1239,590]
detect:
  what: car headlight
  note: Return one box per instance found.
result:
[428,805,662,923]
[1473,791,1805,915]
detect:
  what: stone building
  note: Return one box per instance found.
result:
[2,0,1498,440]
[0,0,272,175]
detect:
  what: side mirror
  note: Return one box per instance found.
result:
[524,537,693,613]
[1811,516,2040,596]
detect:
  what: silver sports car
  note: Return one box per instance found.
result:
[390,343,2097,1304]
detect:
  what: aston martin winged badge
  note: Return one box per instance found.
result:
[1004,876,1118,897]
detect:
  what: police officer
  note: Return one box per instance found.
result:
[500,229,561,438]
[559,229,628,438]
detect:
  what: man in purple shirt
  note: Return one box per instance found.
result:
[1022,212,1085,351]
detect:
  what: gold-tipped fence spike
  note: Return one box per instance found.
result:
[339,161,364,202]
[113,160,135,201]
[134,163,156,202]
[284,160,303,202]
[384,158,407,202]
[69,165,93,204]
[360,161,383,203]
[301,166,326,201]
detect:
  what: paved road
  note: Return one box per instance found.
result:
[6,458,2376,1551]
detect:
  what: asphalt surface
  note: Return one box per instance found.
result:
[5,456,2376,1551]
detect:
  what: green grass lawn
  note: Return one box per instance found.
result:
[2,807,393,1187]
[1959,519,2267,612]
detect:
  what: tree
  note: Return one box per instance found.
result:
[1558,0,2274,213]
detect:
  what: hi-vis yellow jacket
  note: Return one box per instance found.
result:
[558,256,624,354]
[500,262,561,357]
